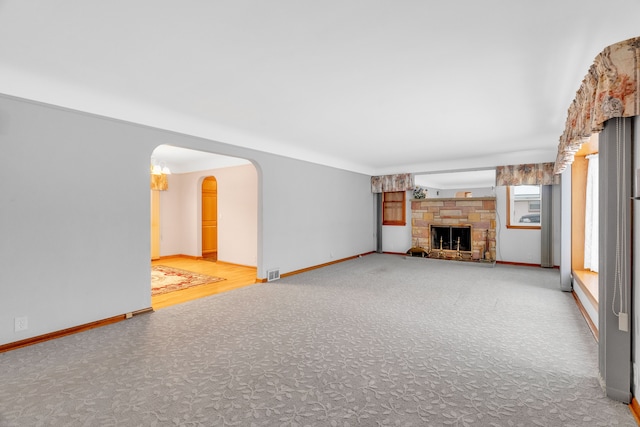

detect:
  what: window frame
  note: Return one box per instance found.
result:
[382,191,406,226]
[506,185,541,229]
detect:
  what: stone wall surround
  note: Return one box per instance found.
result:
[411,197,496,261]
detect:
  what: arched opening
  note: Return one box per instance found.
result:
[149,145,259,309]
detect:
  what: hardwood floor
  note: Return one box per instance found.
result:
[573,269,598,306]
[151,257,258,310]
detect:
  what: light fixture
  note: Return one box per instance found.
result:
[150,159,170,191]
[150,159,171,175]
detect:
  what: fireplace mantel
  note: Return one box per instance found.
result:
[410,197,496,261]
[412,197,496,202]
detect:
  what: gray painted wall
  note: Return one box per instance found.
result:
[0,94,375,346]
[381,185,562,266]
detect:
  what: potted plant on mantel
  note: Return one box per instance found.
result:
[413,186,427,199]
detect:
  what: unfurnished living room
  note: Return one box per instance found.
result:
[2,1,640,426]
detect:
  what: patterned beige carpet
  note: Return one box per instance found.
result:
[0,254,635,426]
[151,265,224,295]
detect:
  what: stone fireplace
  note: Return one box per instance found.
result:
[411,197,496,261]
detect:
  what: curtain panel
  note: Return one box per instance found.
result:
[495,162,558,186]
[554,36,640,174]
[371,174,414,193]
[584,154,599,272]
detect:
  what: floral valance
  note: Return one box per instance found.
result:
[371,173,414,193]
[554,36,640,174]
[496,163,558,186]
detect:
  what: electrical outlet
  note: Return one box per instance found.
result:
[14,316,28,332]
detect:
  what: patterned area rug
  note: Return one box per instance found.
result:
[151,265,225,295]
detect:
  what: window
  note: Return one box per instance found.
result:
[506,185,541,229]
[383,191,406,226]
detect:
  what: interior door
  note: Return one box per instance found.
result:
[202,176,218,259]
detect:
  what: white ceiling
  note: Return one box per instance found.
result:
[151,145,250,174]
[1,1,639,185]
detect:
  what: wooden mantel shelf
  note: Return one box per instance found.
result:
[412,197,496,202]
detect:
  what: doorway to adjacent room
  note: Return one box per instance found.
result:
[202,176,218,261]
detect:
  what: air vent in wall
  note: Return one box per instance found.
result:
[267,269,280,282]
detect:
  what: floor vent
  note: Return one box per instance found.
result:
[267,269,280,282]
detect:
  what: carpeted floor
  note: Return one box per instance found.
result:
[0,254,635,426]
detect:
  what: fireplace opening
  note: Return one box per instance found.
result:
[431,225,471,252]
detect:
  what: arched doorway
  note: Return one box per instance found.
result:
[148,145,259,309]
[202,176,218,261]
